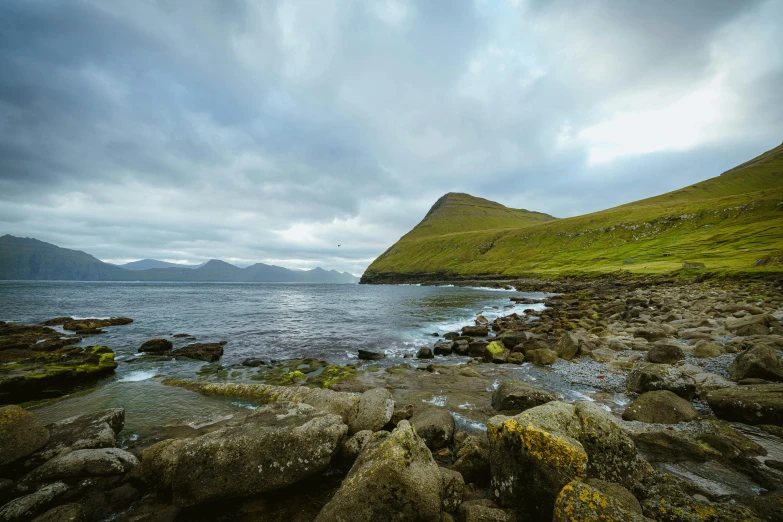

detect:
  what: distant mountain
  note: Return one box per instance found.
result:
[0,235,359,283]
[119,259,200,270]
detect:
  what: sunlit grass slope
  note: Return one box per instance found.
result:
[364,142,783,280]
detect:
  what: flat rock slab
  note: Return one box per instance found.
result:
[707,384,783,426]
[0,405,49,466]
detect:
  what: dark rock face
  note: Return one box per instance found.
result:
[169,343,223,362]
[0,482,69,521]
[416,347,434,359]
[138,338,173,353]
[622,391,699,424]
[728,346,783,382]
[133,401,347,507]
[525,348,558,365]
[433,341,453,356]
[491,380,557,414]
[0,405,49,466]
[647,343,685,364]
[707,384,783,426]
[554,333,578,361]
[62,318,133,334]
[20,448,138,487]
[409,408,455,449]
[461,326,488,337]
[357,349,386,361]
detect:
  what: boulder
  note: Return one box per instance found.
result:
[517,337,550,354]
[499,331,527,349]
[339,430,373,467]
[585,478,642,514]
[634,327,668,342]
[390,403,414,426]
[467,341,489,357]
[169,343,223,362]
[626,362,696,400]
[138,338,172,353]
[483,341,507,364]
[417,347,434,359]
[132,401,347,506]
[459,500,511,522]
[357,349,386,361]
[31,504,90,522]
[647,343,685,364]
[0,482,69,522]
[726,314,771,336]
[461,326,488,337]
[0,405,49,466]
[434,341,453,356]
[707,384,783,426]
[452,436,490,484]
[590,348,616,363]
[439,467,464,512]
[444,332,460,340]
[452,340,469,356]
[347,388,394,434]
[409,408,455,449]
[20,448,138,487]
[553,481,650,522]
[691,341,723,358]
[622,391,698,424]
[507,352,525,364]
[314,420,444,522]
[554,333,579,361]
[525,348,558,365]
[490,380,557,414]
[728,345,783,382]
[691,372,735,397]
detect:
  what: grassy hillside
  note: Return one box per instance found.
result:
[363,142,783,281]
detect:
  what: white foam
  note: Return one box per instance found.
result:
[423,395,447,407]
[231,401,259,411]
[117,370,157,382]
[457,402,474,410]
[451,412,486,432]
[188,414,234,429]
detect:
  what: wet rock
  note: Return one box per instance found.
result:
[439,467,464,512]
[707,384,783,426]
[553,480,650,522]
[31,504,90,522]
[647,342,685,364]
[452,436,490,484]
[517,337,549,354]
[410,408,455,449]
[554,333,579,361]
[138,339,172,354]
[169,343,223,362]
[461,326,488,337]
[0,405,49,466]
[357,349,386,361]
[452,340,470,356]
[62,318,132,333]
[240,358,266,367]
[491,380,557,414]
[459,500,511,522]
[444,332,460,340]
[626,362,696,400]
[390,403,413,426]
[0,482,68,522]
[133,401,347,507]
[20,448,138,487]
[728,345,783,382]
[347,388,394,434]
[468,341,489,357]
[498,331,526,349]
[434,341,453,356]
[482,341,507,364]
[525,348,558,365]
[314,420,444,522]
[622,390,699,424]
[417,347,434,359]
[507,352,524,364]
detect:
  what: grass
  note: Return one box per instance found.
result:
[364,142,783,280]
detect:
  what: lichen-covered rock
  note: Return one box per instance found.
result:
[0,482,68,522]
[339,430,373,467]
[410,408,455,449]
[626,362,696,400]
[707,384,783,426]
[728,345,783,382]
[138,338,172,353]
[0,405,49,466]
[483,341,508,363]
[525,348,558,365]
[622,391,699,424]
[585,478,642,514]
[133,401,347,506]
[490,380,557,414]
[20,448,138,487]
[452,436,490,484]
[691,341,723,358]
[553,480,651,522]
[647,343,685,364]
[439,467,464,512]
[347,388,394,434]
[31,503,90,522]
[459,500,511,522]
[314,420,444,522]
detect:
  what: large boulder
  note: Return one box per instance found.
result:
[460,500,511,522]
[728,346,783,382]
[553,481,650,522]
[0,405,49,466]
[138,338,172,353]
[347,388,394,434]
[314,420,445,522]
[647,343,685,364]
[634,327,669,342]
[483,341,508,363]
[409,408,455,449]
[622,391,699,424]
[726,314,772,336]
[525,348,558,365]
[20,448,138,487]
[626,362,696,400]
[30,504,90,522]
[462,326,488,337]
[490,380,557,414]
[554,333,579,361]
[707,384,783,426]
[169,343,223,362]
[132,401,347,506]
[452,436,490,484]
[499,331,527,349]
[357,349,385,360]
[0,482,68,522]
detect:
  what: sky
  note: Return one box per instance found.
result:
[1,0,781,275]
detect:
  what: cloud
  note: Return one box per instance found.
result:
[0,0,780,275]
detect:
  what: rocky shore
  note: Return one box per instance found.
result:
[1,277,783,521]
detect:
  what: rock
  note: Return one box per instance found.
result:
[26,409,124,468]
[0,482,69,522]
[692,372,735,397]
[169,343,223,362]
[0,405,49,466]
[647,342,685,364]
[728,345,783,382]
[518,337,549,354]
[726,314,771,336]
[467,341,489,357]
[585,478,642,514]
[459,500,511,522]
[691,340,723,358]
[62,318,132,333]
[31,504,90,522]
[347,388,394,434]
[417,347,434,359]
[498,331,527,349]
[409,408,455,449]
[525,348,558,365]
[554,333,579,361]
[634,327,668,342]
[626,362,696,400]
[390,403,414,426]
[434,341,453,356]
[439,467,464,512]
[491,380,557,414]
[357,349,386,361]
[138,338,172,353]
[444,332,460,340]
[553,480,650,522]
[483,341,507,364]
[240,358,266,367]
[622,390,699,424]
[452,340,469,356]
[452,436,490,484]
[707,384,783,426]
[133,401,347,507]
[590,347,616,362]
[461,326,488,337]
[20,448,138,487]
[314,420,444,522]
[487,402,587,520]
[339,430,373,467]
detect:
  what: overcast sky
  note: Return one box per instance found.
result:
[1,0,781,275]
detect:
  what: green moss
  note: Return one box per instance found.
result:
[486,341,505,355]
[307,365,358,389]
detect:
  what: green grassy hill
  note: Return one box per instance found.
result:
[362,142,783,282]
